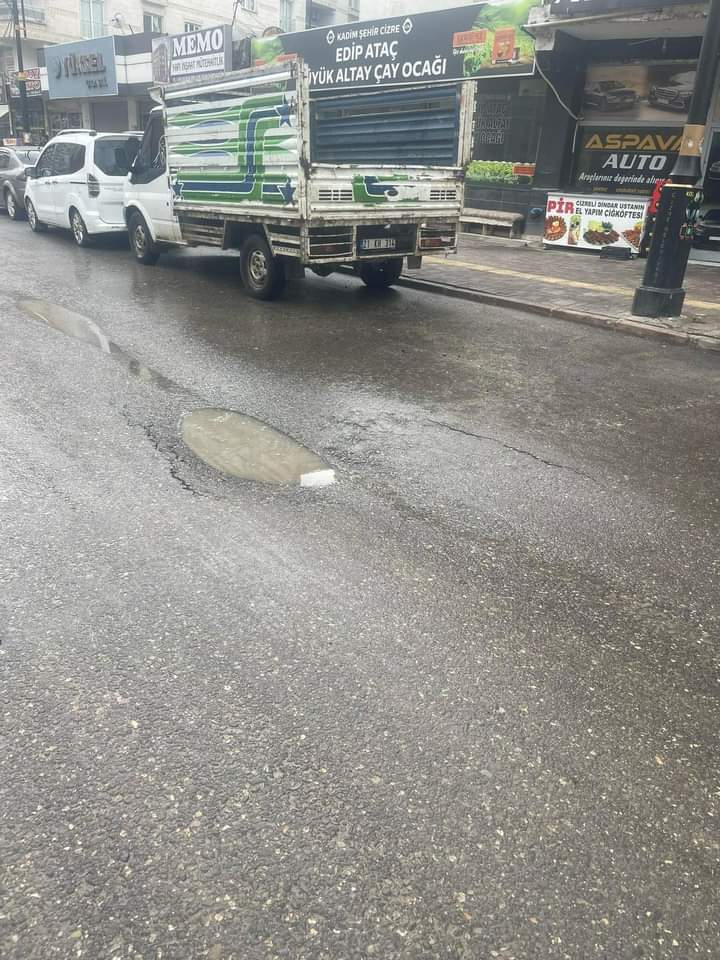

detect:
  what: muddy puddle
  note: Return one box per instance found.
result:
[19,298,335,489]
[181,409,335,487]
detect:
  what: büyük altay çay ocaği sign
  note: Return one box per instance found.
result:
[252,2,536,91]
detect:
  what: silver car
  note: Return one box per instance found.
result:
[0,146,41,220]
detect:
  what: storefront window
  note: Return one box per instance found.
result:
[49,112,83,135]
[571,59,696,197]
[467,78,543,187]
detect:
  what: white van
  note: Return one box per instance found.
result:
[25,129,141,246]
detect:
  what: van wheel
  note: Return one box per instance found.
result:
[5,189,23,220]
[129,211,160,265]
[240,234,286,300]
[358,259,403,289]
[70,209,92,247]
[26,199,47,233]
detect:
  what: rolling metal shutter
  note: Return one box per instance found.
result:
[310,85,460,167]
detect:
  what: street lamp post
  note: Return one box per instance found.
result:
[10,0,31,140]
[632,0,720,318]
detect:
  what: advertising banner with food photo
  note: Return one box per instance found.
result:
[581,61,696,124]
[9,68,42,98]
[544,194,648,252]
[251,2,536,92]
[572,125,682,195]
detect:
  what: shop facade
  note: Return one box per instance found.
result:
[5,33,157,143]
[493,0,720,264]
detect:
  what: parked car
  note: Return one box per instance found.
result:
[693,208,720,248]
[25,129,141,245]
[648,72,695,112]
[583,80,638,112]
[0,145,40,220]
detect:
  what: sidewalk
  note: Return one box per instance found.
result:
[404,235,720,351]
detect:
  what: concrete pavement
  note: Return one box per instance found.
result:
[412,235,720,350]
[1,214,720,960]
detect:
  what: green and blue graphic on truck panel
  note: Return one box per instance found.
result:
[351,175,418,204]
[167,92,297,205]
[167,90,430,207]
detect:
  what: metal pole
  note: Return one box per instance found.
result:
[10,0,30,140]
[632,0,720,318]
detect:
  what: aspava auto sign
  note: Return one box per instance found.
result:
[572,127,683,195]
[47,36,118,99]
[152,26,232,83]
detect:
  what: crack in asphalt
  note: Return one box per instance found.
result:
[123,413,202,497]
[427,418,597,482]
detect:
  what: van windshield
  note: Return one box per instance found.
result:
[94,136,141,176]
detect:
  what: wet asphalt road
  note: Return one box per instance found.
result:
[1,214,720,960]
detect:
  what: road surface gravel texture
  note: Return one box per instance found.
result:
[1,217,719,960]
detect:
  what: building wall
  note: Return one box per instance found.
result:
[306,0,359,29]
[0,0,301,78]
[359,0,466,19]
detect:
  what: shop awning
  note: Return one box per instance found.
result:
[527,10,705,42]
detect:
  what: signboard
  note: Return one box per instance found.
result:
[252,2,536,92]
[47,36,118,99]
[9,68,42,98]
[582,61,696,125]
[152,25,232,83]
[572,126,682,195]
[544,194,648,252]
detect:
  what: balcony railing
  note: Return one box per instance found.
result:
[0,7,46,24]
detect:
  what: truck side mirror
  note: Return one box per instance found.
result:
[24,166,36,179]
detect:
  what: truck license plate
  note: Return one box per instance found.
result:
[360,238,397,251]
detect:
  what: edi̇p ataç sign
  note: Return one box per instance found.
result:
[252,2,536,92]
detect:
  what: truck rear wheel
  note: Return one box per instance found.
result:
[129,211,160,265]
[240,233,286,300]
[358,258,403,289]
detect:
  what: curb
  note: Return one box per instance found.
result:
[397,274,720,352]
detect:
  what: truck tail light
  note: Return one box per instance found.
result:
[420,222,456,250]
[87,173,100,197]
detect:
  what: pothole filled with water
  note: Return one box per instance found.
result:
[19,299,335,489]
[181,409,335,487]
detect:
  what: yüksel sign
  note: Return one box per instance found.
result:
[544,193,648,252]
[572,126,683,196]
[47,36,118,99]
[152,25,233,83]
[251,2,536,92]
